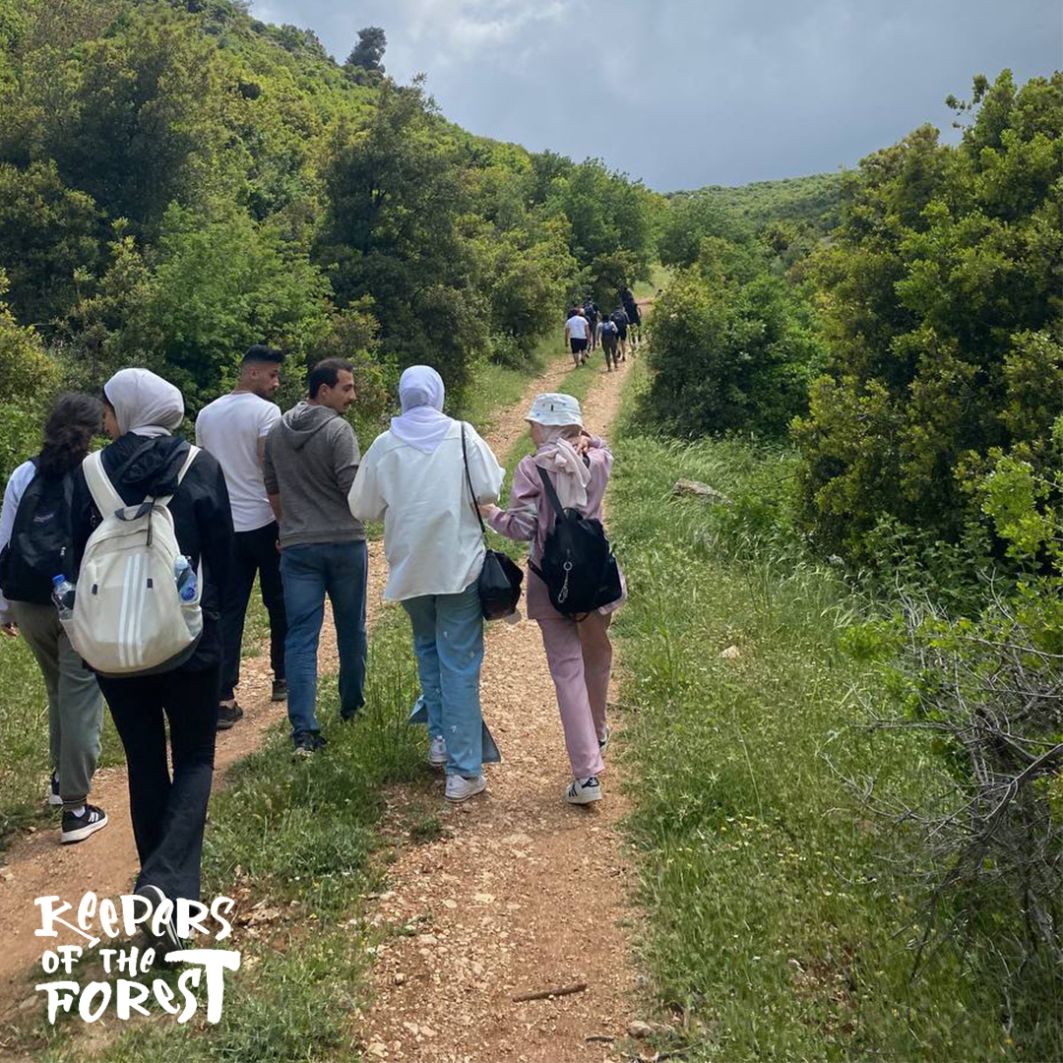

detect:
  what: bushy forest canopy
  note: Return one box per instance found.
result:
[644,70,1062,573]
[0,0,661,475]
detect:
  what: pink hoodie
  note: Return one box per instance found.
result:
[487,436,625,621]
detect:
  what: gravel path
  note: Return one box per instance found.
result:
[355,356,639,1063]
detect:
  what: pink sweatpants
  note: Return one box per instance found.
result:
[536,611,612,779]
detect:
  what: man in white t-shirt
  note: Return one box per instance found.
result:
[564,308,590,367]
[195,345,288,729]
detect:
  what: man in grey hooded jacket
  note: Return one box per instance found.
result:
[263,358,367,754]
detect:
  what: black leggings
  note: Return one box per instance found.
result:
[100,664,219,902]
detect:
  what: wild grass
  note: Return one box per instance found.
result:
[607,363,1022,1059]
[14,601,429,1062]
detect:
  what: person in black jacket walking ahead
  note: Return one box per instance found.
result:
[68,368,234,918]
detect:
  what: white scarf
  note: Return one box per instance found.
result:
[104,368,184,438]
[532,427,591,509]
[390,366,453,454]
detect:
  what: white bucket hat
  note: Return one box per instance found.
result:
[525,393,583,428]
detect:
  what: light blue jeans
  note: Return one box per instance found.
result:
[402,583,484,777]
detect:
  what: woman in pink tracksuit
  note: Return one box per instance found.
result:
[482,393,624,806]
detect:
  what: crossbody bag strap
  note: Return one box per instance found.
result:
[535,464,566,521]
[460,423,488,541]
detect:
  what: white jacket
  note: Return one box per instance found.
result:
[348,421,504,601]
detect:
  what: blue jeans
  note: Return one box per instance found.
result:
[402,583,485,777]
[280,541,368,737]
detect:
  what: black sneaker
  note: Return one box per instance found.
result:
[47,771,62,808]
[61,804,108,844]
[271,679,288,703]
[292,731,326,758]
[339,707,361,723]
[217,703,244,730]
[135,884,183,953]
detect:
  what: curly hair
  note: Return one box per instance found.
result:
[37,392,103,478]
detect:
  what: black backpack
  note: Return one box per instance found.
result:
[529,466,622,618]
[0,461,74,606]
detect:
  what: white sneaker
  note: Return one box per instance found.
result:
[445,774,486,803]
[428,735,447,768]
[565,776,602,805]
[598,727,610,755]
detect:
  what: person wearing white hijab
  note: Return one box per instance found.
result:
[482,393,624,806]
[103,367,185,438]
[68,367,235,930]
[349,366,504,802]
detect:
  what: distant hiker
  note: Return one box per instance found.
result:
[263,358,367,756]
[583,298,600,351]
[349,366,504,802]
[599,315,620,371]
[610,306,630,361]
[196,345,288,730]
[483,393,624,806]
[564,307,590,367]
[620,287,642,349]
[0,393,107,844]
[68,368,234,919]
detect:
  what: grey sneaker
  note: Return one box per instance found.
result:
[565,776,602,805]
[428,735,447,768]
[598,727,610,755]
[444,774,486,803]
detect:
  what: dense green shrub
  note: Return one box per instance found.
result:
[640,243,825,438]
[794,71,1063,562]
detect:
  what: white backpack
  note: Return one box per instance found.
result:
[66,446,204,676]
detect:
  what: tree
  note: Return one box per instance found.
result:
[345,26,385,72]
[794,71,1063,561]
[0,160,101,327]
[0,268,60,481]
[316,79,487,396]
[28,7,234,232]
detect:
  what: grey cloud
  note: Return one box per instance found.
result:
[251,0,1062,189]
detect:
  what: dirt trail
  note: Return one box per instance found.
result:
[0,351,577,1014]
[356,355,638,1063]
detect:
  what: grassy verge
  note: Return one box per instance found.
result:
[607,361,1017,1060]
[16,605,426,1062]
[633,262,673,300]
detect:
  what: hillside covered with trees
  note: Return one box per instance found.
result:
[0,0,661,479]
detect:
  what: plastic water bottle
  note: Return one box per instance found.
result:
[174,556,197,603]
[51,575,76,620]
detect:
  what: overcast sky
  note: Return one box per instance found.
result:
[251,0,1062,190]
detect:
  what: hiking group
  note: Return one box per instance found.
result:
[0,348,625,934]
[564,286,642,372]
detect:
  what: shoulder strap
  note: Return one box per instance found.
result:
[82,451,125,518]
[536,464,566,520]
[460,424,488,540]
